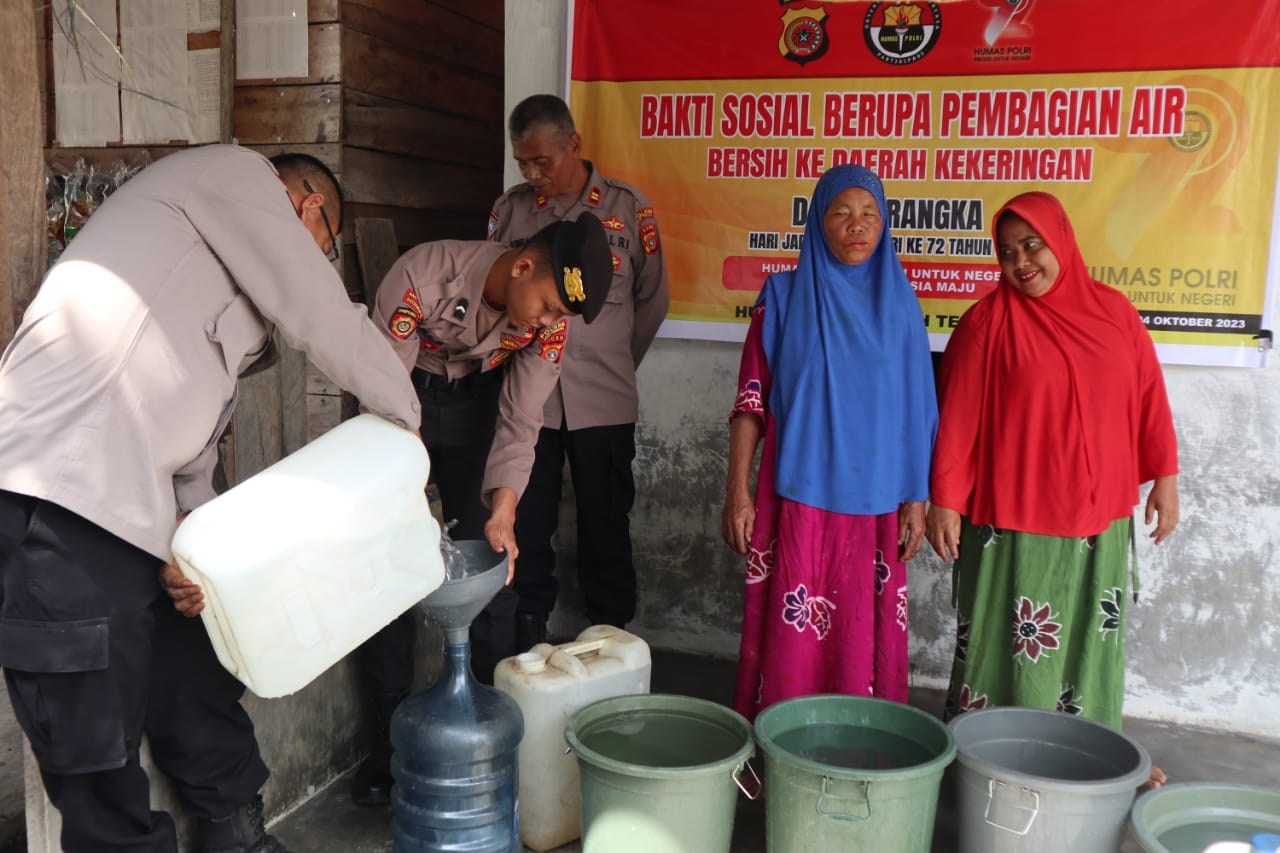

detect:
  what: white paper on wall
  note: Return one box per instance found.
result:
[235,0,308,80]
[52,0,122,146]
[120,0,188,144]
[187,48,221,143]
[188,0,221,33]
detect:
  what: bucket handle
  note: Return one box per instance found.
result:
[816,777,871,823]
[732,760,762,801]
[984,779,1040,836]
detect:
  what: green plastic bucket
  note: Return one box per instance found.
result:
[950,707,1151,852]
[754,694,957,853]
[1130,783,1280,851]
[565,694,755,853]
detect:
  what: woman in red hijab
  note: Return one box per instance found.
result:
[926,191,1178,784]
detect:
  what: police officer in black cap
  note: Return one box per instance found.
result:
[349,213,611,806]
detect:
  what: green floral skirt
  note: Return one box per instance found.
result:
[944,516,1133,729]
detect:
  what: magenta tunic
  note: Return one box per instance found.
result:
[731,308,909,721]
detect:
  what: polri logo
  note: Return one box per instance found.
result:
[863,3,941,66]
[778,4,830,66]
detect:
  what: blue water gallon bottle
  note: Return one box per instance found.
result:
[390,639,524,852]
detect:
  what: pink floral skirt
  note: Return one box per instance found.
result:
[732,495,909,721]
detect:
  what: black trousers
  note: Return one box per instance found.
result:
[357,370,516,693]
[515,423,637,627]
[0,491,268,853]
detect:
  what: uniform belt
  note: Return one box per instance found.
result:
[411,367,503,394]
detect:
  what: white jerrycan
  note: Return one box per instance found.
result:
[494,625,651,852]
[170,413,444,698]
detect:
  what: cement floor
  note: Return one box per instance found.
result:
[270,650,1280,853]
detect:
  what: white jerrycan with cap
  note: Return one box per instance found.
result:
[494,625,651,852]
[170,413,444,698]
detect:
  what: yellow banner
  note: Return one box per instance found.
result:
[571,67,1280,363]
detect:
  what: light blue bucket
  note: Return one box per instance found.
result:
[1130,783,1280,852]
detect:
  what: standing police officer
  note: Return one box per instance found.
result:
[489,95,670,650]
[349,214,611,806]
[0,145,420,852]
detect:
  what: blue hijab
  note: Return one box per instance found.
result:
[758,165,937,516]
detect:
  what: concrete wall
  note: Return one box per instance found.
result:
[507,0,1280,740]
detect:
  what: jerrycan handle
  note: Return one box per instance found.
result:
[545,638,607,678]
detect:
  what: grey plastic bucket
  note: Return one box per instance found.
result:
[754,694,957,853]
[565,694,755,853]
[949,707,1151,852]
[1129,782,1280,851]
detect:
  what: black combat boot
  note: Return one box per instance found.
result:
[515,612,548,653]
[201,795,289,853]
[350,688,407,806]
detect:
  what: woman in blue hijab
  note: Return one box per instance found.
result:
[722,165,936,719]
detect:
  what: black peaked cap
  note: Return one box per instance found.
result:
[547,212,612,324]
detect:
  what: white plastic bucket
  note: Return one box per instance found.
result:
[171,413,443,697]
[494,626,651,852]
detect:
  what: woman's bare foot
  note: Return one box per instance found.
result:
[1141,765,1168,790]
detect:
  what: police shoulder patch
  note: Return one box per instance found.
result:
[640,219,660,256]
[402,288,425,320]
[489,324,536,368]
[537,319,569,363]
[390,307,418,340]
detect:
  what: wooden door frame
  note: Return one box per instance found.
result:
[0,0,45,350]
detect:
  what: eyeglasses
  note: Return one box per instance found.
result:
[303,178,340,263]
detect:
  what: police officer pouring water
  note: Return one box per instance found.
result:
[0,145,421,852]
[350,213,612,806]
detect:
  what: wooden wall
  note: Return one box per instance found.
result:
[1,2,45,352]
[339,0,504,251]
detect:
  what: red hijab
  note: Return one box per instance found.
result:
[931,192,1178,537]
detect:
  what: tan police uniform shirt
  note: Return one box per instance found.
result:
[488,161,670,430]
[0,145,419,561]
[372,240,566,500]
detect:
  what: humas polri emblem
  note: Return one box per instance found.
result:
[864,3,942,66]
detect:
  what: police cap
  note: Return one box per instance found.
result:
[543,213,611,324]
